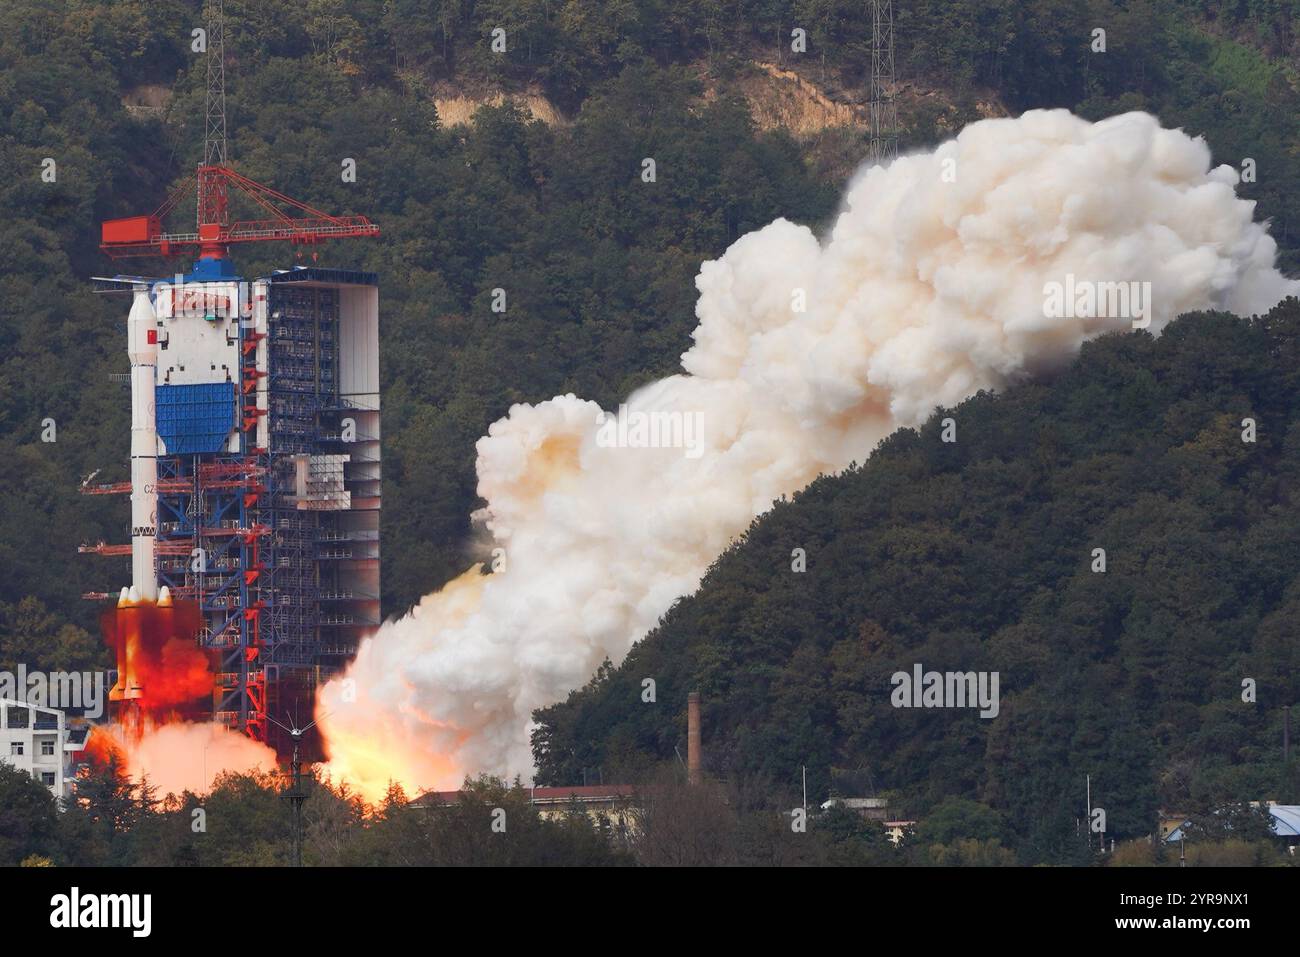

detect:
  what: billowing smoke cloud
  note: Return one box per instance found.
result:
[317,110,1297,798]
[88,721,274,797]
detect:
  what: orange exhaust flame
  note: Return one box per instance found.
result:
[89,591,274,795]
[315,569,483,802]
[100,591,209,718]
[85,720,273,797]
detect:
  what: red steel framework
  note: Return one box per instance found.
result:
[100,165,379,263]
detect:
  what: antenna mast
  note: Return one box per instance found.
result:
[287,733,306,867]
[269,713,320,867]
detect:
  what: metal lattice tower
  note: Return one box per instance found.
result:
[200,0,229,228]
[203,0,227,167]
[869,0,898,165]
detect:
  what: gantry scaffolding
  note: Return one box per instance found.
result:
[250,274,381,756]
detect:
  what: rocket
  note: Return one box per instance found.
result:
[109,287,160,703]
[127,285,158,601]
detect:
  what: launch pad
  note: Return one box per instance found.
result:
[86,269,380,760]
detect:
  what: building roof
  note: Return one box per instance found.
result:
[1268,805,1300,837]
[1165,805,1300,842]
[0,697,66,718]
[90,265,380,294]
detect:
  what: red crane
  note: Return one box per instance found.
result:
[100,0,378,266]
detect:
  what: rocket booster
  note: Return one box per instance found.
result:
[127,286,158,601]
[109,585,144,701]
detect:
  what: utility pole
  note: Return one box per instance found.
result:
[869,0,898,165]
[1085,774,1092,853]
[1285,704,1291,764]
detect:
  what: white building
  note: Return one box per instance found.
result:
[0,698,81,800]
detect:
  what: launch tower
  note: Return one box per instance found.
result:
[82,0,380,758]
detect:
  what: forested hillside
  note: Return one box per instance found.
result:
[533,304,1300,863]
[3,0,1299,672]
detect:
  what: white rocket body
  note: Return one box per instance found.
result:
[127,287,159,601]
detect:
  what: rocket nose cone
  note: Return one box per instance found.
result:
[129,287,157,321]
[127,585,141,603]
[117,586,130,607]
[128,289,159,362]
[157,585,172,606]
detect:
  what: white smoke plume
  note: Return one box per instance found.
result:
[316,109,1297,799]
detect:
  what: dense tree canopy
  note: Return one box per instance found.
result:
[533,303,1300,864]
[3,0,1298,641]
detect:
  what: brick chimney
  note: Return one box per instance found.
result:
[687,691,702,785]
